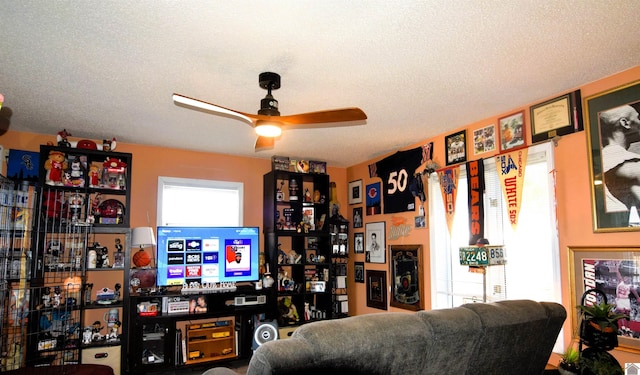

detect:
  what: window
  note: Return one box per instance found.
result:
[157,176,243,227]
[429,142,562,348]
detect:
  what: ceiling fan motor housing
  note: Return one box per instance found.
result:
[258,72,281,116]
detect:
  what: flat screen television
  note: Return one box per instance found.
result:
[156,226,260,287]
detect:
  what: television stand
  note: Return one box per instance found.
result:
[127,286,271,374]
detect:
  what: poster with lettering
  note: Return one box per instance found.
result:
[495,148,528,230]
[582,259,640,338]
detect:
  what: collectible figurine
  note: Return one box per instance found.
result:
[83,327,93,345]
[91,320,104,342]
[89,164,101,188]
[100,246,110,268]
[42,286,51,308]
[53,286,62,308]
[107,320,120,341]
[84,283,93,305]
[44,150,67,186]
[114,283,121,301]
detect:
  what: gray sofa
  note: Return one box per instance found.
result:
[246,300,566,375]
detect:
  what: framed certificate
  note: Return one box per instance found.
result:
[530,90,583,144]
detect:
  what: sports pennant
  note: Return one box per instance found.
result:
[438,166,459,235]
[466,159,485,245]
[495,148,528,230]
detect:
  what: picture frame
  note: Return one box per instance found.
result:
[472,124,496,155]
[354,262,365,283]
[498,110,526,152]
[354,232,364,254]
[348,179,363,205]
[530,90,583,144]
[445,129,467,166]
[352,206,363,228]
[365,221,386,263]
[389,245,424,311]
[366,269,387,310]
[569,246,640,352]
[584,80,640,232]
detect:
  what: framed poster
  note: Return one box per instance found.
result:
[354,232,364,254]
[498,111,526,152]
[365,182,381,215]
[530,90,583,144]
[569,246,640,352]
[354,262,365,283]
[365,222,385,263]
[348,179,363,205]
[352,206,363,228]
[445,129,467,165]
[389,245,424,311]
[584,80,640,232]
[472,124,496,155]
[366,270,387,310]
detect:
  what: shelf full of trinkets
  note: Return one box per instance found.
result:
[0,175,36,371]
[22,145,132,368]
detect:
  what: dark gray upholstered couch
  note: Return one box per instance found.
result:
[246,300,566,375]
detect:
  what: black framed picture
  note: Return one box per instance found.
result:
[498,111,526,152]
[445,129,467,165]
[354,262,364,283]
[354,232,364,254]
[366,269,387,310]
[530,90,583,144]
[390,245,423,311]
[352,206,363,228]
[584,80,640,232]
[365,222,385,263]
[348,179,363,204]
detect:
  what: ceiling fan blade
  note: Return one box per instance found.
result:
[278,108,367,125]
[255,136,275,150]
[173,93,257,125]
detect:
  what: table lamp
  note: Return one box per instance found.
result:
[131,227,156,268]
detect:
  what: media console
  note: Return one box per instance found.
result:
[127,286,271,374]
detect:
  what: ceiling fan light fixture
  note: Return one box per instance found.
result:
[255,121,282,137]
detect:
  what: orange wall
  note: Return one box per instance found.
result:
[346,65,640,363]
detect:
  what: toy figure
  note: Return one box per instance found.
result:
[279,297,299,324]
[57,129,72,147]
[89,164,101,187]
[44,150,67,186]
[107,320,120,341]
[114,283,121,301]
[304,188,312,202]
[67,156,85,187]
[100,246,110,268]
[304,302,311,321]
[83,327,93,345]
[53,286,62,308]
[42,286,51,308]
[91,320,104,342]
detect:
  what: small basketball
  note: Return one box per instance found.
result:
[132,250,151,267]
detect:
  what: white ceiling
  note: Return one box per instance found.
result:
[1,1,639,167]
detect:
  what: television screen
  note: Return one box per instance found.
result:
[156,226,260,286]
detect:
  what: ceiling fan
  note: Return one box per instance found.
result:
[173,72,367,150]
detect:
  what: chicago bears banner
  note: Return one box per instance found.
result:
[466,159,485,245]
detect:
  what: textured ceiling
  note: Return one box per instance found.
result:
[1,1,639,167]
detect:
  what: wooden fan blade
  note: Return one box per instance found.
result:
[278,108,367,126]
[255,136,275,150]
[173,93,258,125]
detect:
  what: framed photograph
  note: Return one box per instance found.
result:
[354,232,364,254]
[354,262,365,283]
[569,246,640,352]
[584,81,640,232]
[389,245,424,311]
[352,206,363,228]
[366,269,387,310]
[365,182,381,215]
[365,222,386,263]
[348,179,363,205]
[530,90,583,144]
[472,124,496,155]
[498,111,526,152]
[445,129,467,166]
